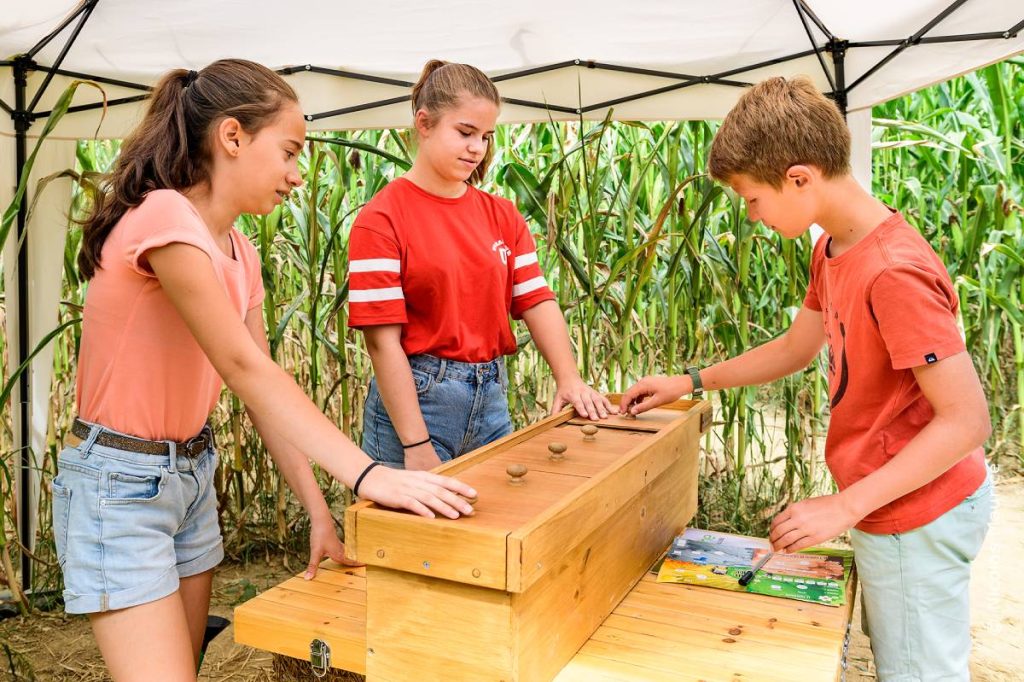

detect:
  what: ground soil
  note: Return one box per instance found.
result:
[4,477,1022,681]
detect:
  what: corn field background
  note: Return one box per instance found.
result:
[1,58,1022,603]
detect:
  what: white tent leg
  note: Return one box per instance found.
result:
[25,139,78,562]
[848,109,873,192]
[809,109,873,245]
[2,135,77,586]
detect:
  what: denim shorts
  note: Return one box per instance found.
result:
[850,468,993,681]
[361,354,513,468]
[52,421,223,614]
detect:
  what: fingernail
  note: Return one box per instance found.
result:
[304,572,313,580]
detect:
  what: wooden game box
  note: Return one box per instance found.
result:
[236,397,709,680]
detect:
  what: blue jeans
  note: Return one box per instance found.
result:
[361,354,512,469]
[52,421,223,614]
[850,468,993,681]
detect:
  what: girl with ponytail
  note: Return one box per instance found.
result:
[57,59,475,680]
[348,60,613,472]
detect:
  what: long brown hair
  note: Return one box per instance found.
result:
[78,59,298,279]
[411,60,500,185]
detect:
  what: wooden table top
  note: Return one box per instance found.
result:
[236,554,856,682]
[556,566,857,682]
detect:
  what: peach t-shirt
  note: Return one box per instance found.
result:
[76,190,264,441]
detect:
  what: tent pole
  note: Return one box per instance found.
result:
[26,0,95,59]
[829,38,849,116]
[8,0,98,597]
[846,0,970,93]
[848,109,873,192]
[26,1,99,114]
[12,54,32,595]
[793,0,837,94]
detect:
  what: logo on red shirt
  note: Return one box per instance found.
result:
[492,239,512,265]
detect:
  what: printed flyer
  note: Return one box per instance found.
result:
[656,528,852,607]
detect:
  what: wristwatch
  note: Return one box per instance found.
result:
[685,366,703,399]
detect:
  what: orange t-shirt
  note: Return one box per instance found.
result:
[803,211,986,534]
[76,190,264,441]
[346,178,555,362]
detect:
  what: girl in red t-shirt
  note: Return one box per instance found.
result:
[54,59,474,680]
[349,60,613,471]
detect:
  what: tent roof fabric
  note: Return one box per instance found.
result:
[2,0,1022,136]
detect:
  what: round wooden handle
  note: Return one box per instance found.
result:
[459,493,479,506]
[547,441,568,461]
[507,463,528,484]
[581,425,598,440]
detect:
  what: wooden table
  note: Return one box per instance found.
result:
[235,557,856,681]
[556,565,857,681]
[234,399,856,681]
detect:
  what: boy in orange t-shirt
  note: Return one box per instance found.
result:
[621,77,992,681]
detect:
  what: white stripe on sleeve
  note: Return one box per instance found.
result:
[349,287,405,303]
[512,276,547,298]
[349,258,401,273]
[513,252,538,269]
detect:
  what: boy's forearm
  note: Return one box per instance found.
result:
[840,351,991,521]
[839,414,988,519]
[521,300,580,384]
[698,335,814,392]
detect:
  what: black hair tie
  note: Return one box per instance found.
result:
[184,70,199,88]
[353,461,381,498]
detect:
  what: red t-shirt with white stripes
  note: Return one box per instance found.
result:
[347,178,555,363]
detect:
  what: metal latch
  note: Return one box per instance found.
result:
[310,638,331,678]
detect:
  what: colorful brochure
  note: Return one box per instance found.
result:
[656,528,852,607]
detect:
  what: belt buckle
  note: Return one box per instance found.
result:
[183,436,206,458]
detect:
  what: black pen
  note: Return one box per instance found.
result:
[738,551,774,587]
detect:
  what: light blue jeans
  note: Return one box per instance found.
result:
[52,421,223,614]
[361,354,512,469]
[850,469,993,681]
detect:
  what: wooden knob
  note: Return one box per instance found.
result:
[547,442,568,461]
[459,493,479,506]
[581,425,598,441]
[507,463,528,485]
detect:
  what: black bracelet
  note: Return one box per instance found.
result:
[353,461,381,497]
[401,436,432,450]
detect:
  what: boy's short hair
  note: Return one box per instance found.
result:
[708,76,851,187]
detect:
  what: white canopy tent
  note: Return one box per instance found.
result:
[2,0,1022,590]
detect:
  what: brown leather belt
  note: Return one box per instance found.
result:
[70,418,213,458]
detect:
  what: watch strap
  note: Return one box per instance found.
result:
[685,366,704,398]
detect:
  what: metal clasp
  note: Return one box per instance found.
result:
[310,638,331,678]
[183,435,206,457]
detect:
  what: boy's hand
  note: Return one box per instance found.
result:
[769,493,863,553]
[619,375,692,416]
[552,377,615,420]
